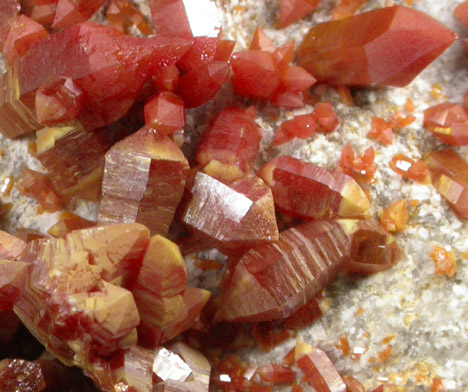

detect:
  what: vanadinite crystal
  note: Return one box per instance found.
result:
[149,0,192,38]
[0,22,191,138]
[47,211,94,237]
[424,149,468,219]
[52,0,105,29]
[278,0,321,29]
[196,107,262,182]
[106,0,154,36]
[15,168,64,212]
[99,126,189,236]
[181,172,279,254]
[35,122,111,201]
[0,230,27,260]
[341,219,402,274]
[133,235,209,348]
[297,6,457,86]
[0,0,20,49]
[0,260,28,310]
[295,341,346,392]
[144,91,185,136]
[423,102,468,146]
[258,156,370,220]
[217,219,351,322]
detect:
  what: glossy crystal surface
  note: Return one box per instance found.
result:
[297,6,457,87]
[259,156,370,219]
[181,172,279,255]
[99,127,189,236]
[218,219,351,321]
[424,149,468,219]
[423,102,468,145]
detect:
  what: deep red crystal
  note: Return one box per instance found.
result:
[144,91,185,135]
[423,102,468,146]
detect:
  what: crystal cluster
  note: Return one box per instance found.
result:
[0,1,455,390]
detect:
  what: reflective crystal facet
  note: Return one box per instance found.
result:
[295,340,346,392]
[278,0,321,29]
[196,107,263,182]
[259,156,370,219]
[423,102,468,146]
[217,219,351,321]
[297,6,457,87]
[424,149,468,219]
[181,172,279,254]
[99,127,189,236]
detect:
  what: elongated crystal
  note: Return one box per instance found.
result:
[196,107,263,182]
[217,219,350,321]
[297,6,457,87]
[424,149,468,219]
[181,173,279,255]
[295,340,346,392]
[259,156,370,219]
[15,22,191,131]
[99,127,189,236]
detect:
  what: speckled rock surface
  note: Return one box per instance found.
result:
[0,1,467,391]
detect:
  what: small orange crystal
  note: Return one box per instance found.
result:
[429,245,457,277]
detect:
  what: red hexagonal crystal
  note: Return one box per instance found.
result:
[295,341,346,392]
[341,219,402,274]
[231,50,281,99]
[47,211,94,238]
[144,91,185,136]
[217,219,351,322]
[99,127,189,236]
[258,156,370,220]
[313,102,339,133]
[297,6,457,87]
[278,0,321,29]
[149,0,192,38]
[177,35,235,73]
[250,28,275,52]
[36,122,111,201]
[339,144,377,184]
[52,0,105,29]
[197,106,263,182]
[273,114,316,146]
[176,60,230,108]
[332,0,366,20]
[16,168,64,212]
[14,22,191,132]
[3,15,48,66]
[390,154,431,184]
[181,172,279,255]
[35,78,84,125]
[423,102,468,146]
[424,149,468,219]
[0,0,20,50]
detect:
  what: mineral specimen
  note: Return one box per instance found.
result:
[16,168,64,212]
[99,127,189,236]
[6,22,191,135]
[258,156,370,220]
[0,260,28,310]
[423,102,468,146]
[273,114,316,146]
[144,92,185,136]
[341,219,402,274]
[47,211,94,237]
[297,6,457,87]
[149,0,192,38]
[106,0,154,36]
[295,340,346,392]
[181,172,279,255]
[133,235,209,347]
[3,15,48,66]
[217,219,351,321]
[339,145,377,184]
[196,107,263,182]
[36,122,111,201]
[380,200,409,233]
[52,0,106,29]
[0,231,27,260]
[0,0,20,49]
[424,149,468,219]
[389,154,431,184]
[278,0,321,29]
